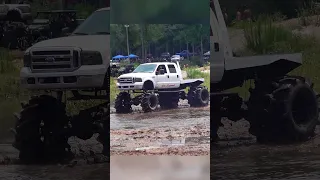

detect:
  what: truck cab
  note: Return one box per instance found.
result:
[117,62,183,90]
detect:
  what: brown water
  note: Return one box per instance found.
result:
[111,156,210,180]
[212,119,320,180]
[0,163,109,180]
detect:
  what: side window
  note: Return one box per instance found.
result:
[168,65,177,73]
[156,65,167,74]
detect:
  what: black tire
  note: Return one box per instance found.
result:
[13,95,72,163]
[141,93,159,112]
[114,92,132,113]
[247,76,319,143]
[158,92,179,109]
[187,86,210,107]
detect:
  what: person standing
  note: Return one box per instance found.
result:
[236,7,242,21]
[243,5,252,21]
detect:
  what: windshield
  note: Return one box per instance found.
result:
[133,64,157,73]
[172,55,179,58]
[72,9,110,35]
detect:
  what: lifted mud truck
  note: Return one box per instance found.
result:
[115,61,209,113]
[12,7,110,163]
[211,0,319,143]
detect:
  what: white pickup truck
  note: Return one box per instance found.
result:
[13,7,111,163]
[115,61,209,113]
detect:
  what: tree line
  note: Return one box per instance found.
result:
[110,24,210,59]
[221,0,316,20]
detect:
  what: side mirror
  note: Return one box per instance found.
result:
[160,69,165,75]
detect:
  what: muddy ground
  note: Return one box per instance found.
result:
[110,100,210,155]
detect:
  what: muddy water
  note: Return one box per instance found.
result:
[212,119,320,179]
[111,156,210,180]
[110,105,210,130]
[0,164,108,180]
[110,102,210,155]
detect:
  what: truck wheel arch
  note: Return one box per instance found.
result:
[6,9,22,21]
[143,80,154,90]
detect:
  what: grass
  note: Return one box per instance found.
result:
[231,15,320,98]
[0,49,25,140]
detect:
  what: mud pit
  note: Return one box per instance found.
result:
[212,119,320,179]
[110,101,210,155]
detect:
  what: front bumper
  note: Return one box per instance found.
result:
[116,82,144,90]
[20,65,106,90]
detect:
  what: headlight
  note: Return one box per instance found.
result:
[133,78,142,82]
[117,78,120,83]
[80,51,103,65]
[23,51,31,67]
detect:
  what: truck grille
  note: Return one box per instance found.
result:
[30,47,81,73]
[118,77,133,84]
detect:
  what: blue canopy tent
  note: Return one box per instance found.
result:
[128,54,138,58]
[112,55,126,60]
[124,54,139,59]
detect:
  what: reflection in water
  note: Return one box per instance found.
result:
[0,164,109,180]
[111,156,209,180]
[212,147,320,180]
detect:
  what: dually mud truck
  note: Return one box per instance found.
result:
[11,7,110,163]
[211,0,320,143]
[115,61,210,113]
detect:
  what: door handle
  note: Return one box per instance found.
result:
[167,75,169,78]
[177,75,179,78]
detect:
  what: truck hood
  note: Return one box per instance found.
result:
[30,35,109,52]
[119,72,154,78]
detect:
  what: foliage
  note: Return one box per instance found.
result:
[111,0,209,24]
[243,16,316,54]
[221,0,315,20]
[110,24,210,58]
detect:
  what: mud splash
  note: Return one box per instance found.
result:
[110,102,210,155]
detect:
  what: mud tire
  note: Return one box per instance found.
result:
[114,92,132,113]
[187,86,210,107]
[141,93,159,112]
[13,95,72,164]
[247,76,319,143]
[158,92,179,109]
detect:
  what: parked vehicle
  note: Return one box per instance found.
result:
[161,52,170,61]
[176,50,196,58]
[171,54,182,62]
